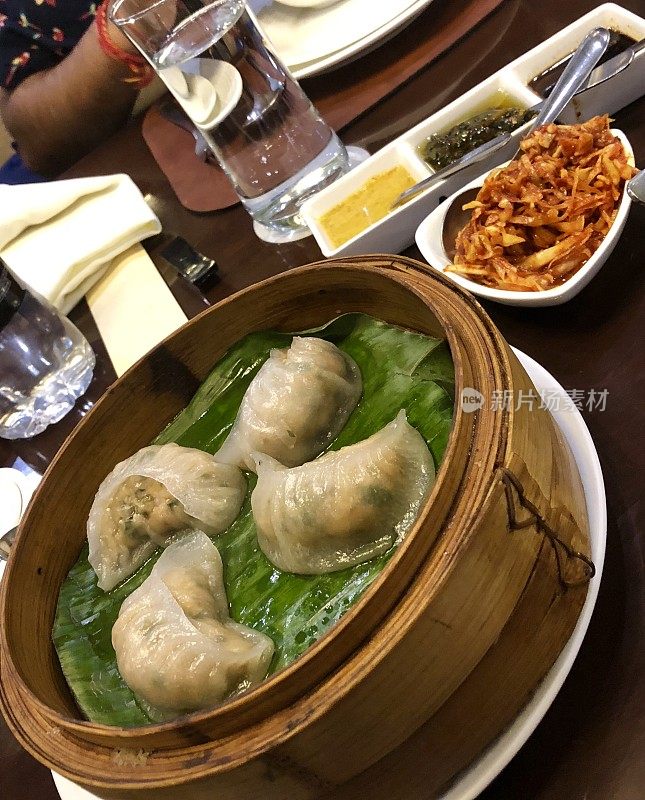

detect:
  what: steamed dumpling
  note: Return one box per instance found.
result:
[112,531,274,718]
[251,410,434,574]
[88,443,246,591]
[216,337,362,472]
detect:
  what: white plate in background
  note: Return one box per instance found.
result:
[249,0,437,79]
[51,348,606,800]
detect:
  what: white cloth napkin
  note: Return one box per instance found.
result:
[0,174,161,314]
[87,244,188,377]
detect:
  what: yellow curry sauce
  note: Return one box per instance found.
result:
[318,165,416,249]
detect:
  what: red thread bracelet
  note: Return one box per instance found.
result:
[95,1,155,88]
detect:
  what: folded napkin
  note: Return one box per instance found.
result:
[87,244,188,377]
[0,174,161,314]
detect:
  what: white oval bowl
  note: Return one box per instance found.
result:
[415,129,635,307]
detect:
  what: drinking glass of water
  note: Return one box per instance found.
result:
[110,0,350,243]
[0,261,95,440]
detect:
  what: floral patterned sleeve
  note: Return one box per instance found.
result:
[0,1,97,91]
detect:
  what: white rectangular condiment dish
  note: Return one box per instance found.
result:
[300,3,645,258]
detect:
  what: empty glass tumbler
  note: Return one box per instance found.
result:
[0,262,95,440]
[109,0,350,242]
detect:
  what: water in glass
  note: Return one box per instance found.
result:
[116,0,349,241]
[0,265,95,439]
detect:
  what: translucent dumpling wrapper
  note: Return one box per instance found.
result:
[112,531,274,718]
[87,443,246,591]
[251,410,435,574]
[216,336,362,472]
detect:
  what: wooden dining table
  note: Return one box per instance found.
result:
[1,0,644,797]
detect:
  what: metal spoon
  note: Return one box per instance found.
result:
[626,169,645,205]
[391,133,512,210]
[439,26,611,259]
[0,525,18,562]
[157,98,214,164]
[394,27,611,212]
[0,475,23,561]
[515,27,610,152]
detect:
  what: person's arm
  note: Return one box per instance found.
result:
[0,18,144,177]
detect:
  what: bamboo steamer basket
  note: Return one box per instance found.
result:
[0,255,594,799]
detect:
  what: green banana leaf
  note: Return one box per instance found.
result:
[53,314,455,727]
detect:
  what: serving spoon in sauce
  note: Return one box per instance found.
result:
[439,26,611,259]
[391,28,608,216]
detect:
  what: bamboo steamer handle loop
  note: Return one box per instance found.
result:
[499,464,595,589]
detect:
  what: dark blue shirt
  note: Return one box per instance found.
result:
[0,0,95,90]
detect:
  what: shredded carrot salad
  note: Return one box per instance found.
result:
[447,115,637,292]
